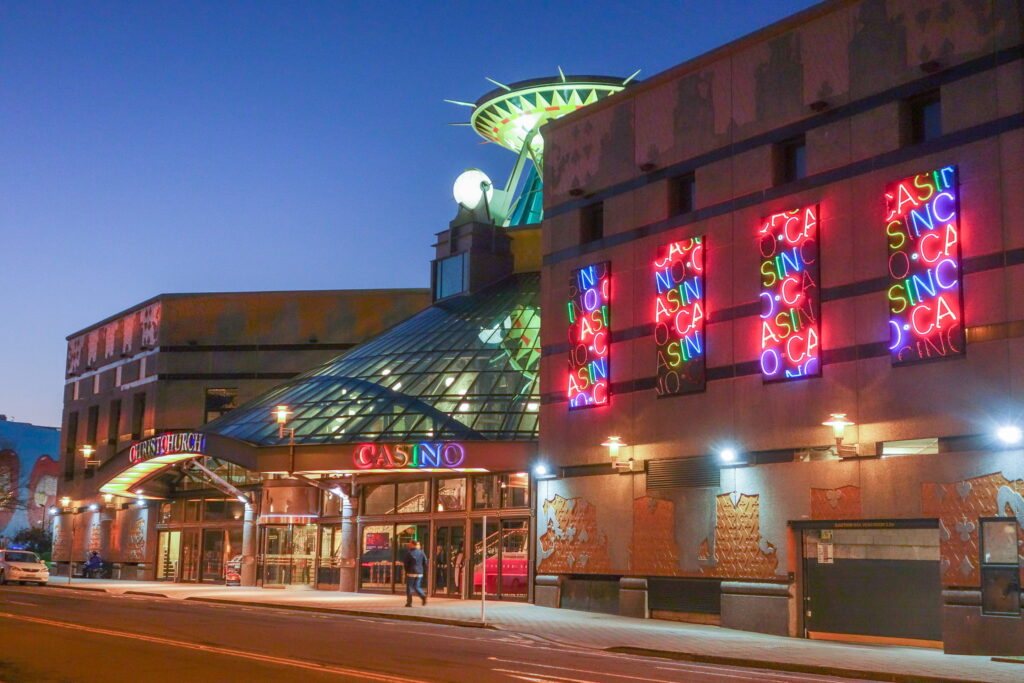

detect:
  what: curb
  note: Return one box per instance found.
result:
[124,590,173,598]
[47,584,109,594]
[184,596,495,630]
[605,646,992,683]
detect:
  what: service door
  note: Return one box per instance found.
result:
[802,523,941,645]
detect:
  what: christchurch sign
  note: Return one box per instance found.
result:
[129,432,207,464]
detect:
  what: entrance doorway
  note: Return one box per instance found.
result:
[261,524,316,587]
[201,529,225,582]
[180,530,200,582]
[433,524,465,597]
[156,531,181,580]
[470,518,529,600]
[800,522,941,645]
[358,522,429,593]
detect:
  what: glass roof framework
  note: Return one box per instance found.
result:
[206,274,541,446]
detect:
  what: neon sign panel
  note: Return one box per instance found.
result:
[886,166,963,363]
[129,432,207,464]
[759,206,821,381]
[567,262,610,409]
[655,237,706,395]
[353,442,466,470]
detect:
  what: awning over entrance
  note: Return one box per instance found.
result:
[99,452,203,499]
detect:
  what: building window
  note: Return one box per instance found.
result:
[204,388,238,424]
[907,90,941,145]
[579,202,604,244]
[86,405,100,448]
[131,392,146,440]
[64,411,79,480]
[435,478,466,511]
[107,399,121,446]
[434,253,468,300]
[363,484,397,515]
[980,518,1021,615]
[776,136,806,184]
[395,480,428,514]
[669,172,695,214]
[501,472,530,508]
[472,475,501,510]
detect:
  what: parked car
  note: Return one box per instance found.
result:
[0,549,50,586]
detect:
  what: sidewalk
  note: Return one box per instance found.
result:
[43,578,1021,683]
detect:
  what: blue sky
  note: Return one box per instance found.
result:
[0,0,818,426]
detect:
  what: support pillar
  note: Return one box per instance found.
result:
[241,504,257,587]
[339,492,358,592]
[98,507,116,571]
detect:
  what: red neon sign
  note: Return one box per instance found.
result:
[759,206,821,381]
[886,166,963,363]
[654,237,706,395]
[567,262,610,408]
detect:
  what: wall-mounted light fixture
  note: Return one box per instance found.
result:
[822,413,857,457]
[81,444,99,468]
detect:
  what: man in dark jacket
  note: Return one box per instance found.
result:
[402,540,428,606]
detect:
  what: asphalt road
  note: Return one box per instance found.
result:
[0,585,866,683]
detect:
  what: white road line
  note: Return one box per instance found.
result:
[0,611,423,682]
[3,600,37,606]
[488,657,676,683]
[491,668,599,683]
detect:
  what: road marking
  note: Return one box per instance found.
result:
[488,658,675,682]
[0,611,423,682]
[3,600,37,606]
[491,668,599,683]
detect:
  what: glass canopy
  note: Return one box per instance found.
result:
[205,274,540,445]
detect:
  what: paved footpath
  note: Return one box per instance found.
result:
[43,578,1022,683]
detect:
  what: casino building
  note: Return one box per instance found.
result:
[534,0,1023,655]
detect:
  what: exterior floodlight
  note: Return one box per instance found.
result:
[60,496,71,508]
[453,169,494,210]
[822,413,855,446]
[88,504,98,512]
[49,507,59,515]
[533,463,548,476]
[102,493,113,503]
[996,425,1023,446]
[237,495,249,504]
[601,435,627,454]
[719,447,738,463]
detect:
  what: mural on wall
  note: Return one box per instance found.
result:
[810,485,862,520]
[123,509,149,562]
[0,420,60,541]
[538,494,613,574]
[699,492,780,579]
[922,472,1024,587]
[631,496,681,575]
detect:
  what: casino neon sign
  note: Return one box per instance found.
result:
[567,262,610,409]
[654,237,706,395]
[886,166,963,363]
[759,206,821,381]
[353,442,466,470]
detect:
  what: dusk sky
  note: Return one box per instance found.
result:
[1,1,818,427]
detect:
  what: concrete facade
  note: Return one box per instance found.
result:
[537,0,1024,655]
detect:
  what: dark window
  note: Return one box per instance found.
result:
[434,253,467,300]
[131,392,146,440]
[107,399,121,445]
[472,475,501,510]
[980,518,1021,615]
[579,202,604,244]
[776,136,806,184]
[64,412,79,480]
[86,405,99,447]
[204,388,238,424]
[669,173,695,214]
[907,90,942,145]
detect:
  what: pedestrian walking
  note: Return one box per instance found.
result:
[402,540,427,607]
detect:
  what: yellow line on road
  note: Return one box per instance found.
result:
[0,611,423,682]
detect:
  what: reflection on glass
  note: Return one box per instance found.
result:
[472,475,500,510]
[201,529,225,582]
[396,481,428,514]
[263,525,316,586]
[502,473,530,508]
[436,478,466,511]
[433,524,465,596]
[982,520,1018,564]
[364,484,396,515]
[360,524,392,590]
[394,523,429,588]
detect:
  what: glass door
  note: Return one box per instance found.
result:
[433,524,466,597]
[317,525,342,589]
[393,523,429,593]
[470,518,529,600]
[201,529,226,583]
[262,524,317,587]
[156,531,181,581]
[360,524,393,591]
[180,530,200,582]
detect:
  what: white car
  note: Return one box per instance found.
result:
[0,550,50,586]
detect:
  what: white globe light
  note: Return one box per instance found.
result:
[453,169,494,209]
[720,448,738,463]
[996,425,1022,445]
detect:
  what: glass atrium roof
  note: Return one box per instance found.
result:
[205,273,540,445]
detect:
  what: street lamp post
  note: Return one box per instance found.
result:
[274,405,296,474]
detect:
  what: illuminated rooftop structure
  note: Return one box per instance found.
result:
[449,70,637,226]
[204,273,540,445]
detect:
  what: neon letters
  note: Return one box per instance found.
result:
[568,262,610,408]
[353,442,466,470]
[886,166,963,363]
[759,206,821,381]
[654,237,706,395]
[129,432,207,464]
